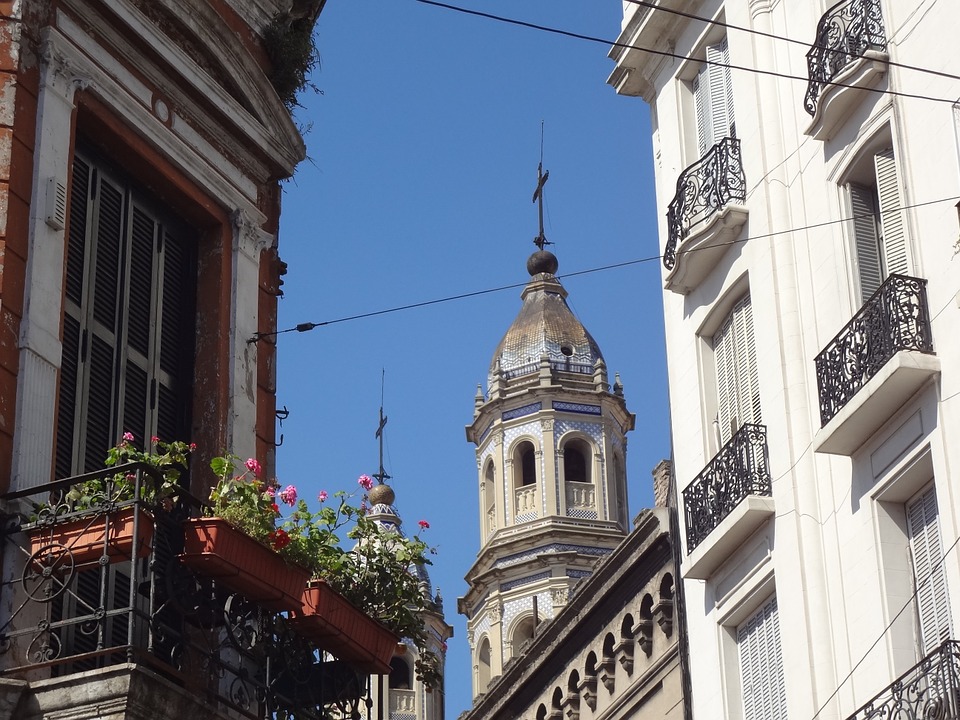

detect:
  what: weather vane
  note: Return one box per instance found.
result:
[532,120,552,251]
[373,369,391,484]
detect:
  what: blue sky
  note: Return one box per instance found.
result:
[275,1,667,714]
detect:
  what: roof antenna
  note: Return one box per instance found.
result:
[373,369,391,485]
[532,120,552,252]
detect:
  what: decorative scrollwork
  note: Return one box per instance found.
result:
[804,0,886,116]
[848,640,960,719]
[815,275,933,427]
[22,544,75,601]
[0,463,376,719]
[682,423,771,554]
[664,137,745,270]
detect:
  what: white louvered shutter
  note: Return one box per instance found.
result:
[849,182,883,303]
[738,596,788,720]
[714,294,760,445]
[907,486,953,656]
[874,148,908,278]
[695,38,735,155]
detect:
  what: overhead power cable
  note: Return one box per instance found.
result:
[412,0,960,108]
[249,194,959,343]
[622,0,960,84]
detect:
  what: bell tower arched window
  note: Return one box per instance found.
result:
[518,441,537,486]
[563,439,590,484]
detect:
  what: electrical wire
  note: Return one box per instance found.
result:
[412,0,960,108]
[250,193,959,342]
[621,0,960,84]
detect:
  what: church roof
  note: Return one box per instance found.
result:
[489,250,604,383]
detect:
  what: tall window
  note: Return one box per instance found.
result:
[907,485,953,656]
[694,37,735,155]
[848,146,908,303]
[713,294,760,446]
[516,441,537,487]
[737,596,788,719]
[563,439,590,485]
[57,151,196,478]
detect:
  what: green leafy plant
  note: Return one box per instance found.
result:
[63,433,193,511]
[263,12,321,109]
[204,462,442,689]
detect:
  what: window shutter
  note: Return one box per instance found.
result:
[714,294,759,445]
[694,38,734,155]
[874,148,908,277]
[738,596,788,720]
[714,313,736,445]
[57,150,196,477]
[907,486,952,656]
[849,182,883,303]
[693,69,709,157]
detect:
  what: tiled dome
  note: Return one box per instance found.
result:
[489,250,604,383]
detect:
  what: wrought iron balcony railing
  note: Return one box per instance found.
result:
[804,0,886,116]
[682,424,771,554]
[847,640,960,720]
[815,274,933,427]
[0,464,369,719]
[665,137,745,270]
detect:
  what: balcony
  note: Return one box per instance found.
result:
[846,640,960,719]
[804,0,888,141]
[681,424,773,580]
[664,137,747,294]
[814,275,938,455]
[0,465,377,719]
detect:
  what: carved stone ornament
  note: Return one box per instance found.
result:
[489,603,503,622]
[551,588,568,606]
[40,36,93,100]
[493,433,503,447]
[232,209,273,259]
[541,418,554,432]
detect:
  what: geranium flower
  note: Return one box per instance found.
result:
[151,436,160,444]
[418,520,430,529]
[270,503,280,514]
[279,485,297,506]
[189,443,197,451]
[122,431,135,442]
[318,490,328,502]
[358,474,374,491]
[244,458,262,476]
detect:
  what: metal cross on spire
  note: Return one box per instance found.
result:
[532,121,552,251]
[373,370,391,484]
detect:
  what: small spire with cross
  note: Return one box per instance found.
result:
[532,121,552,251]
[373,371,391,484]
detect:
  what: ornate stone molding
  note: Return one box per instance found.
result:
[232,209,273,259]
[39,33,93,101]
[541,418,554,432]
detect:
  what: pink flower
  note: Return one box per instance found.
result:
[318,490,328,502]
[122,431,135,442]
[270,503,280,514]
[279,485,297,506]
[418,520,430,530]
[151,436,160,444]
[265,486,276,498]
[189,443,197,451]
[358,474,374,491]
[244,458,262,476]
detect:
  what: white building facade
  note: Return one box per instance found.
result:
[609,1,960,718]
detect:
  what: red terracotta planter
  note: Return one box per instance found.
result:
[28,507,153,571]
[289,580,399,674]
[179,518,310,612]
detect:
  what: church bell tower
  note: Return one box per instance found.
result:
[458,168,635,698]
